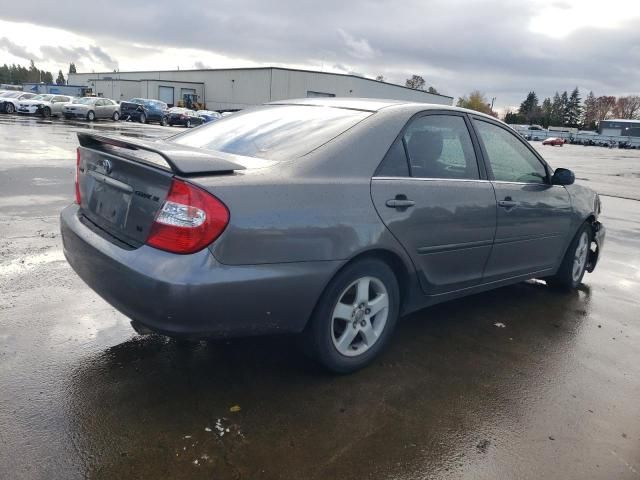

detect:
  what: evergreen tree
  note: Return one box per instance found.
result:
[566,87,582,127]
[583,91,597,130]
[550,92,563,126]
[541,97,552,128]
[518,92,541,124]
[56,70,66,85]
[68,63,77,74]
[560,91,570,126]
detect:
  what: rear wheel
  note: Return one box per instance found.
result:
[305,258,400,373]
[161,117,168,127]
[42,107,51,118]
[139,113,146,124]
[186,119,192,128]
[547,224,592,290]
[112,111,120,121]
[87,110,95,121]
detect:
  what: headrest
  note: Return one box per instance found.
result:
[407,130,443,163]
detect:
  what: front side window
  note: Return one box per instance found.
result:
[173,105,371,160]
[474,120,547,184]
[403,115,479,180]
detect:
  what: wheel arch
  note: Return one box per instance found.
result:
[302,247,414,332]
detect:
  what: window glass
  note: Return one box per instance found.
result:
[173,105,371,160]
[376,138,410,177]
[403,115,479,179]
[474,120,547,183]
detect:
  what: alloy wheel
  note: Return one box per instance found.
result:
[572,232,589,282]
[331,276,389,357]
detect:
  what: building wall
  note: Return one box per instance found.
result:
[69,68,453,110]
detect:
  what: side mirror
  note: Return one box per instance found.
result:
[551,168,575,186]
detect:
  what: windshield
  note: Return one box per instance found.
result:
[172,105,372,160]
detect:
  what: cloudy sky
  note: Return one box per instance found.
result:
[1,0,639,111]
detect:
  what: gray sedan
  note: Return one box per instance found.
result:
[60,98,605,372]
[63,97,120,121]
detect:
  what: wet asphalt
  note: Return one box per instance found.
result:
[0,115,639,479]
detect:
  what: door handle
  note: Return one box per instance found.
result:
[498,196,517,209]
[386,196,415,209]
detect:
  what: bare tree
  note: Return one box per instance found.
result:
[594,96,616,122]
[405,75,425,90]
[613,95,640,119]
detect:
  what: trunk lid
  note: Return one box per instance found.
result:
[76,133,245,247]
[120,101,144,115]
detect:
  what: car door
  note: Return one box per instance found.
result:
[371,112,497,295]
[471,117,572,279]
[52,96,69,115]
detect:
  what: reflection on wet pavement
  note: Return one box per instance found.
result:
[1,117,639,479]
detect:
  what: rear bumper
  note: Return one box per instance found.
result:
[64,111,87,118]
[60,204,339,338]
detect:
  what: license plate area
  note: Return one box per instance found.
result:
[89,182,131,230]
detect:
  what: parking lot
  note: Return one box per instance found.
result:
[1,114,639,479]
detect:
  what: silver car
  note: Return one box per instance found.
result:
[63,97,120,121]
[17,94,73,117]
[60,98,605,372]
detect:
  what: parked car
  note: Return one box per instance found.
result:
[17,94,73,117]
[61,99,605,373]
[0,91,37,113]
[542,137,565,146]
[197,110,223,123]
[167,107,204,128]
[63,97,120,121]
[120,98,168,125]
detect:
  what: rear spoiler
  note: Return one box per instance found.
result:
[77,132,246,175]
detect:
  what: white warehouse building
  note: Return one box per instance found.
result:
[68,67,453,110]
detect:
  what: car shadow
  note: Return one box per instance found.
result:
[64,280,591,479]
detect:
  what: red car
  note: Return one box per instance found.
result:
[543,137,565,146]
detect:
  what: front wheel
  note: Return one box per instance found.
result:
[186,119,192,128]
[112,111,120,121]
[42,107,51,118]
[161,117,168,127]
[87,110,95,121]
[304,258,400,373]
[139,113,146,124]
[5,103,15,114]
[547,224,592,290]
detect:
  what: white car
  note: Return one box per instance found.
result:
[0,92,37,114]
[17,94,73,117]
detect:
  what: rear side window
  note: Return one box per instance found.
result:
[403,115,479,180]
[172,105,372,160]
[376,138,409,177]
[474,120,548,184]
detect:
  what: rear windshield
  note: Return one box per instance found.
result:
[171,105,372,160]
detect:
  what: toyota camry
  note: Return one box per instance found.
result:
[60,98,605,372]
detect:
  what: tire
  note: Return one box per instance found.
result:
[161,117,168,127]
[112,111,120,121]
[42,107,51,118]
[5,103,15,114]
[139,113,146,124]
[87,111,95,121]
[304,258,400,373]
[186,120,192,128]
[547,223,592,291]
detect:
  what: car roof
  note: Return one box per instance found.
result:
[267,97,500,121]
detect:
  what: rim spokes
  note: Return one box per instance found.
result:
[355,278,370,304]
[333,302,353,321]
[335,326,358,352]
[359,321,378,346]
[367,294,388,317]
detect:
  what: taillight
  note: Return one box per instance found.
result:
[146,179,229,254]
[75,147,81,204]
